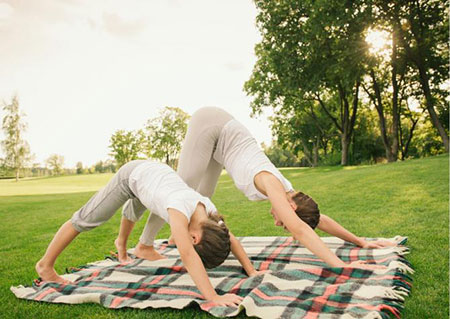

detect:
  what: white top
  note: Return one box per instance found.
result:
[213,119,293,201]
[129,161,217,223]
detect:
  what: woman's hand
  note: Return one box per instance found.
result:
[347,260,387,270]
[209,293,243,307]
[361,240,397,249]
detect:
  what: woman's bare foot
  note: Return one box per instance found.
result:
[134,242,167,261]
[35,260,72,284]
[114,238,132,263]
[168,236,175,245]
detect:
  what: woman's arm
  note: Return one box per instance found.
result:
[168,209,243,306]
[318,214,397,248]
[229,232,263,276]
[254,172,385,269]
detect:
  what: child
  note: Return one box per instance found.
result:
[35,160,243,307]
[137,107,392,270]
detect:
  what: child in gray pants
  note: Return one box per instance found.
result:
[34,160,245,307]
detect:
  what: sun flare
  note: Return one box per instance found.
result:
[365,29,391,57]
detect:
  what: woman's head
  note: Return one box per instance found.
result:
[291,191,320,229]
[194,214,231,269]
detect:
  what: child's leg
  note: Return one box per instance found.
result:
[36,160,145,282]
[115,217,135,262]
[36,221,80,283]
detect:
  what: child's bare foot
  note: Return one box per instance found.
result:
[135,243,167,261]
[114,238,132,263]
[35,260,72,284]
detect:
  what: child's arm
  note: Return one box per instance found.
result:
[317,214,397,248]
[168,209,243,306]
[229,233,264,277]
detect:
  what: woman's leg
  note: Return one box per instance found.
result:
[134,213,167,261]
[36,160,145,282]
[197,157,223,198]
[177,106,233,191]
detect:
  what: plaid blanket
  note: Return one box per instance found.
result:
[11,236,413,318]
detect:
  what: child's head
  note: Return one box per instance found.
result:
[291,191,320,229]
[194,214,231,269]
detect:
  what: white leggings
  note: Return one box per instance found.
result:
[134,107,233,246]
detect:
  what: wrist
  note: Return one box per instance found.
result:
[356,237,367,247]
[203,291,218,300]
[247,269,257,276]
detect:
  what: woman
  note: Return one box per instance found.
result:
[136,107,393,270]
[35,160,243,307]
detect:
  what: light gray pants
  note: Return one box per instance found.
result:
[138,107,234,245]
[71,160,164,245]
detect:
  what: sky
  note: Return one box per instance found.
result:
[0,0,273,168]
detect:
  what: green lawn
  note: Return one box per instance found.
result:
[1,155,448,318]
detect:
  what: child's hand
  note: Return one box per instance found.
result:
[209,293,243,307]
[361,240,397,249]
[248,270,267,277]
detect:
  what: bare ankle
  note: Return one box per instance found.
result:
[36,259,52,270]
[115,238,127,247]
[138,242,156,251]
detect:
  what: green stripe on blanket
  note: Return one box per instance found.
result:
[11,236,413,319]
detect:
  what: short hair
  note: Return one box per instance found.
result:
[194,214,231,269]
[291,192,320,229]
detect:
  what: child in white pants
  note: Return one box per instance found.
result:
[136,107,393,271]
[35,160,244,307]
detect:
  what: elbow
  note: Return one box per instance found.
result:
[287,218,313,237]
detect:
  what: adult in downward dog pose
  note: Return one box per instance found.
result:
[35,160,243,306]
[135,107,393,272]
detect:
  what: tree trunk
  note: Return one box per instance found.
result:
[15,168,19,182]
[391,27,400,159]
[401,118,419,160]
[341,134,350,166]
[313,138,319,167]
[369,71,395,162]
[417,64,449,152]
[301,141,313,167]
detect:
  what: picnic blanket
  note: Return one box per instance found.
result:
[11,236,413,318]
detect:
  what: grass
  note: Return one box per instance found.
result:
[0,154,448,318]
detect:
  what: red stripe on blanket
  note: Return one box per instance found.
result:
[260,237,294,271]
[35,287,58,301]
[349,247,360,262]
[304,282,339,319]
[149,275,165,285]
[253,288,299,302]
[230,278,246,294]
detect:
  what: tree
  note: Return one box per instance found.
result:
[375,0,449,151]
[145,107,190,167]
[76,161,84,174]
[109,129,145,168]
[46,154,65,175]
[245,0,370,165]
[1,95,32,181]
[270,100,336,167]
[262,142,301,167]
